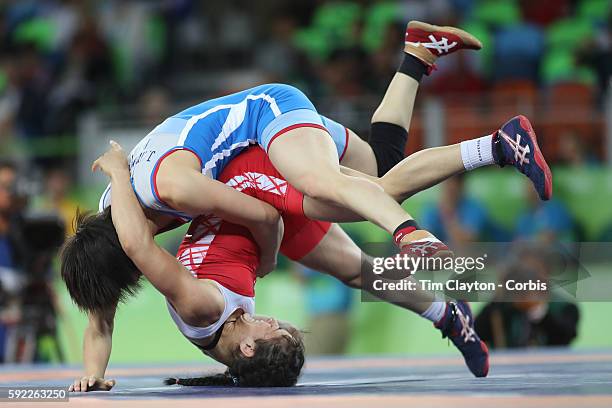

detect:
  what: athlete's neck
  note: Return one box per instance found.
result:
[202,309,244,366]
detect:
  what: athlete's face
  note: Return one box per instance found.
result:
[234,313,294,358]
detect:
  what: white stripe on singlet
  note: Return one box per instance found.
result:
[177,93,281,147]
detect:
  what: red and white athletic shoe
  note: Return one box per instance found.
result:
[404,21,482,74]
[400,238,453,271]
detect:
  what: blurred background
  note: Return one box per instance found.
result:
[0,0,611,364]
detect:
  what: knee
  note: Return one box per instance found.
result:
[369,122,408,176]
[300,172,341,201]
[378,176,403,203]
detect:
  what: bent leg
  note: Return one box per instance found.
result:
[299,224,435,314]
[267,127,415,234]
[303,144,464,222]
[339,64,421,177]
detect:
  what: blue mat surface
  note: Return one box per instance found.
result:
[1,349,611,407]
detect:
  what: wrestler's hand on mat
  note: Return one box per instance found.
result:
[69,375,116,392]
[92,140,129,176]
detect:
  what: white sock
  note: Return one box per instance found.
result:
[421,298,447,324]
[460,134,494,171]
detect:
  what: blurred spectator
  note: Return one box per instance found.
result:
[0,161,25,363]
[0,160,64,363]
[32,167,78,235]
[421,174,496,245]
[558,131,600,167]
[476,245,580,348]
[315,47,372,129]
[577,10,612,102]
[492,23,544,83]
[515,181,578,242]
[140,86,171,128]
[98,1,162,91]
[12,43,52,139]
[254,12,299,81]
[368,22,404,94]
[216,1,256,65]
[46,12,114,135]
[296,265,353,355]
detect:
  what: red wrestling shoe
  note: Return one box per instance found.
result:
[404,21,483,74]
[399,238,453,271]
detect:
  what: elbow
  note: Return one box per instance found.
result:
[121,238,147,260]
[120,240,138,258]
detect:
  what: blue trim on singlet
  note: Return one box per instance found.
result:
[148,146,201,216]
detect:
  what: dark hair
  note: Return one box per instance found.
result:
[60,208,142,312]
[0,160,17,173]
[165,324,305,387]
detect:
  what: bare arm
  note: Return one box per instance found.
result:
[69,308,116,392]
[92,142,223,315]
[156,151,283,277]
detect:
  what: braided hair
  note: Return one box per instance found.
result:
[164,371,236,386]
[165,324,305,387]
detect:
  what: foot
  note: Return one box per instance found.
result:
[404,21,482,73]
[399,230,453,271]
[435,301,490,377]
[493,115,553,200]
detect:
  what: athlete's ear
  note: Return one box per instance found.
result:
[239,339,255,358]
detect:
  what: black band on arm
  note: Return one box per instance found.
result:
[369,122,408,177]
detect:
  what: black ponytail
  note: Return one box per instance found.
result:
[164,371,237,386]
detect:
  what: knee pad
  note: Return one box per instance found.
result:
[369,122,408,177]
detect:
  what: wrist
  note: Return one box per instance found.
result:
[110,167,130,180]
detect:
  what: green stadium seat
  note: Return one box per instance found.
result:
[336,169,612,242]
[460,21,493,73]
[293,2,363,59]
[293,28,331,60]
[541,49,597,85]
[578,0,611,23]
[553,168,612,239]
[13,18,55,52]
[472,0,521,28]
[546,18,595,51]
[362,2,400,52]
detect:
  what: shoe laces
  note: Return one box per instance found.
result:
[500,129,531,167]
[457,309,477,343]
[443,302,476,344]
[407,34,458,55]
